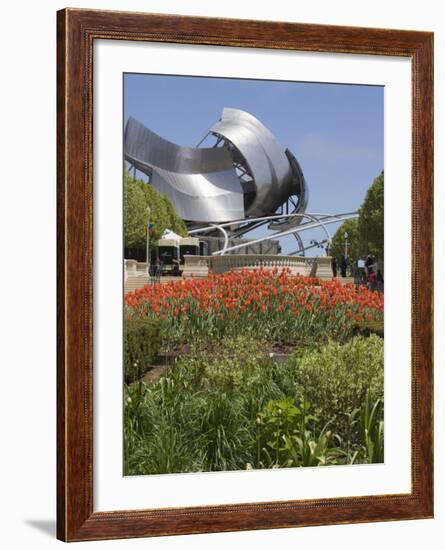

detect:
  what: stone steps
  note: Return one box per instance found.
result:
[125,277,149,294]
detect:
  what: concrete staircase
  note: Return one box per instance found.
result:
[125,275,149,294]
[124,259,149,294]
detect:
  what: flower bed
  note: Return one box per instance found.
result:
[125,268,383,345]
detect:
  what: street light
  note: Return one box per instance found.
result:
[344,231,349,258]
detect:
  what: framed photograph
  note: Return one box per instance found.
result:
[57,8,433,542]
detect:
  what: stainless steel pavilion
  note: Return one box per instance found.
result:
[124,108,355,256]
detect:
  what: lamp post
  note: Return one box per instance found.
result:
[146,206,151,275]
[344,231,349,258]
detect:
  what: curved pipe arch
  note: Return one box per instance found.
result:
[189,212,358,256]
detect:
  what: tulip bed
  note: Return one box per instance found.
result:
[124,269,384,475]
[125,268,383,346]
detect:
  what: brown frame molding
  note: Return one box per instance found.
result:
[57,8,433,542]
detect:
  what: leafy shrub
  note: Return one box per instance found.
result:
[124,335,385,474]
[256,398,342,468]
[124,337,282,474]
[353,320,384,338]
[124,318,165,383]
[287,335,384,436]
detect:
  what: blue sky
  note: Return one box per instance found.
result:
[124,73,383,255]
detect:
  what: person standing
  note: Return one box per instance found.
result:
[331,257,338,278]
[353,261,361,287]
[340,255,347,278]
[365,254,374,277]
[368,268,377,291]
[377,269,384,292]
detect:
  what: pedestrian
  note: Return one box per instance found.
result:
[331,257,338,278]
[377,269,384,292]
[365,254,374,277]
[157,260,163,281]
[353,261,361,287]
[340,255,347,278]
[368,268,377,292]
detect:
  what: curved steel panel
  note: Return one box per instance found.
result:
[262,148,310,231]
[124,117,244,223]
[210,108,295,216]
[125,117,236,174]
[124,111,308,225]
[151,168,245,223]
[285,149,309,215]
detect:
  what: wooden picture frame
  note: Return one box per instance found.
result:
[57,8,433,542]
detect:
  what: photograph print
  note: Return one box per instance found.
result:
[123,73,384,476]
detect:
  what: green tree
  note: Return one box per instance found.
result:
[123,177,149,248]
[358,170,384,260]
[124,170,187,249]
[163,195,188,237]
[330,170,384,262]
[329,218,362,262]
[136,179,170,243]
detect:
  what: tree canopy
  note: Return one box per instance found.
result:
[329,218,361,262]
[330,170,384,261]
[124,171,187,249]
[358,170,384,259]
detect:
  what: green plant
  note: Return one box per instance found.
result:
[123,175,150,248]
[353,320,384,338]
[125,269,384,348]
[287,335,384,437]
[256,399,341,468]
[358,170,384,259]
[330,217,362,263]
[124,337,282,474]
[123,336,385,474]
[256,398,303,467]
[360,391,384,463]
[198,390,252,471]
[124,318,165,383]
[332,406,362,465]
[124,377,208,475]
[123,169,187,249]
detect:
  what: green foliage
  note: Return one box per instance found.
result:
[360,392,384,463]
[256,399,341,468]
[124,335,384,474]
[353,320,384,338]
[257,398,305,468]
[162,193,188,238]
[329,218,362,262]
[124,337,269,474]
[124,379,205,474]
[330,170,384,263]
[124,170,187,248]
[358,170,384,259]
[287,335,384,435]
[123,178,149,248]
[123,318,165,383]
